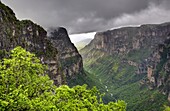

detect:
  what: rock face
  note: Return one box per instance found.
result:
[84,23,170,56]
[81,22,170,101]
[0,2,83,85]
[145,38,170,99]
[48,27,83,82]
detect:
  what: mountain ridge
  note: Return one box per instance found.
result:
[80,22,170,110]
[0,1,84,85]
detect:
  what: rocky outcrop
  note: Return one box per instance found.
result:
[129,37,170,100]
[48,27,83,82]
[83,23,170,56]
[81,23,170,77]
[81,22,170,101]
[146,39,170,87]
[0,2,83,85]
[145,39,170,93]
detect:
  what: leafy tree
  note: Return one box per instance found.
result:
[164,106,170,111]
[0,46,55,110]
[0,46,126,111]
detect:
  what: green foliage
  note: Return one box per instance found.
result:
[164,106,170,111]
[0,46,54,110]
[54,85,126,111]
[126,48,151,63]
[0,46,126,110]
[79,48,168,111]
[112,62,119,73]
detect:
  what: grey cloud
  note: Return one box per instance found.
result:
[112,0,170,27]
[1,0,170,34]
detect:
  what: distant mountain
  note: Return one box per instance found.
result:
[75,38,92,50]
[78,22,170,111]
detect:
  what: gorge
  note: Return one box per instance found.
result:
[0,1,170,111]
[79,23,170,111]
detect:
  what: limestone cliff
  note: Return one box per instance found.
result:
[48,27,83,82]
[80,22,170,102]
[145,38,170,100]
[0,2,83,85]
[83,23,170,56]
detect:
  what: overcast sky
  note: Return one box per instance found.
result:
[1,0,170,34]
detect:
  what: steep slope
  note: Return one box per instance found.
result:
[47,27,83,83]
[80,23,170,110]
[0,2,83,85]
[145,38,170,100]
[75,38,92,50]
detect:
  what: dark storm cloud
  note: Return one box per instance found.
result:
[1,0,170,34]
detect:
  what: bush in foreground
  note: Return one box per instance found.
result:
[0,46,126,111]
